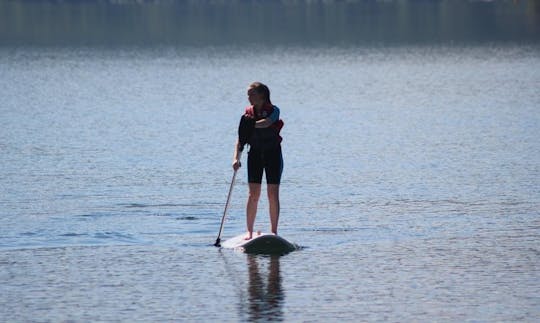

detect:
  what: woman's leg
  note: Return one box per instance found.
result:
[265,146,282,235]
[246,183,261,239]
[267,184,280,235]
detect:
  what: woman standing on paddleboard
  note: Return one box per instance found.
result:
[232,82,284,240]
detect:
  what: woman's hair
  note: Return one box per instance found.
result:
[249,82,272,105]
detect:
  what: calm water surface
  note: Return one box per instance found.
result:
[1,43,539,321]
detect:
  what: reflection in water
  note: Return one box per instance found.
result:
[246,255,284,322]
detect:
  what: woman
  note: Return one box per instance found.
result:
[232,82,284,240]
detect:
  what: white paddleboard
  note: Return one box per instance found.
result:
[222,233,297,254]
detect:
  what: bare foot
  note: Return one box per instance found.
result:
[244,232,253,240]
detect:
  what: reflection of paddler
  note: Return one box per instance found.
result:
[232,82,285,241]
[247,255,284,321]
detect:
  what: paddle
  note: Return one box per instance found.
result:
[214,168,238,247]
[214,114,252,247]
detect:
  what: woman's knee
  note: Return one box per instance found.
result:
[248,184,262,201]
[267,184,280,200]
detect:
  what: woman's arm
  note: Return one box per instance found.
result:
[255,106,280,128]
[254,118,272,128]
[232,139,242,170]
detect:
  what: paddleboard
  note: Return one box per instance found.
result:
[221,233,297,254]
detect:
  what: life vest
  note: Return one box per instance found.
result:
[244,104,284,149]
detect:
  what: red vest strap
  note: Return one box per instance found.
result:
[245,103,274,119]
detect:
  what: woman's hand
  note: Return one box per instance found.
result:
[232,159,241,171]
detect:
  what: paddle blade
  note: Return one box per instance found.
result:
[213,238,221,247]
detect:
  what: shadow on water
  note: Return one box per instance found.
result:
[245,255,284,322]
[220,251,285,322]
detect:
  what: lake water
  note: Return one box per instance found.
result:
[1,1,540,322]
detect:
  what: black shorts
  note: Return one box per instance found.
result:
[247,146,283,184]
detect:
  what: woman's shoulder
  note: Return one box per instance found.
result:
[267,104,280,115]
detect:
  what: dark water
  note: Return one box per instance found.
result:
[1,0,539,46]
[1,1,540,322]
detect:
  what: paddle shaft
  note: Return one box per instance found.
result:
[214,169,237,247]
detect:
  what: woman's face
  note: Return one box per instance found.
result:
[247,87,264,106]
